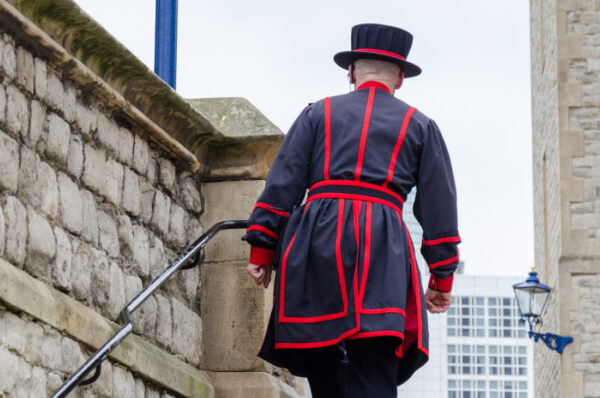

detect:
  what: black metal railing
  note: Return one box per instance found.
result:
[51,220,248,398]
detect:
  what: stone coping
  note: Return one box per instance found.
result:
[0,258,214,398]
[2,0,283,178]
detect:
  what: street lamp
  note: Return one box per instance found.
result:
[513,270,573,354]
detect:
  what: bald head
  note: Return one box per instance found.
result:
[350,59,404,93]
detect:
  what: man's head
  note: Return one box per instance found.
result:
[349,59,405,93]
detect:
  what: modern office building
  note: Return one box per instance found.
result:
[398,192,534,398]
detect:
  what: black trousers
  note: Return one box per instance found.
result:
[303,337,399,398]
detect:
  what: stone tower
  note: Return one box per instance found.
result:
[530,0,600,396]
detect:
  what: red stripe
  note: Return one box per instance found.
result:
[310,179,404,205]
[429,249,460,269]
[354,48,406,61]
[360,307,406,316]
[253,202,290,217]
[324,97,331,180]
[246,225,278,239]
[352,200,361,332]
[357,81,391,94]
[358,202,372,306]
[347,331,405,340]
[383,107,416,188]
[354,87,376,181]
[279,201,349,324]
[275,327,359,349]
[422,236,461,246]
[278,234,296,322]
[307,193,402,216]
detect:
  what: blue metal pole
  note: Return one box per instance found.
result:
[154,0,178,89]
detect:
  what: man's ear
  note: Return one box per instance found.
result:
[395,70,405,89]
[348,64,356,84]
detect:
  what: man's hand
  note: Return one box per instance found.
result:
[425,288,452,314]
[247,263,272,288]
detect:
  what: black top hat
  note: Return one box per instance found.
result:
[334,23,421,78]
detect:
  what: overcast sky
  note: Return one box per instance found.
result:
[75,0,534,278]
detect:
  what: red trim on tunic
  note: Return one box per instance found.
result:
[275,327,359,349]
[360,307,406,316]
[422,236,461,246]
[347,331,405,340]
[246,225,278,240]
[382,107,417,188]
[249,246,275,266]
[358,202,372,306]
[307,193,402,216]
[352,200,362,332]
[278,234,296,322]
[324,97,331,180]
[310,179,404,205]
[354,48,406,61]
[278,201,348,323]
[428,248,460,269]
[428,274,454,292]
[354,87,376,181]
[357,81,391,94]
[253,202,290,217]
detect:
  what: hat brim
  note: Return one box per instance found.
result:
[334,50,422,78]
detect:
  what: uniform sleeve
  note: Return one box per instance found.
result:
[242,104,316,266]
[413,119,461,292]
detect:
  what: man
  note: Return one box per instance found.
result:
[243,23,460,398]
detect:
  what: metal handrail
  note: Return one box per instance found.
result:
[51,220,248,398]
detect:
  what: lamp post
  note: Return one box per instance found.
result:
[513,270,573,354]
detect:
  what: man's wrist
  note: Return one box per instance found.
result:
[428,274,454,293]
[249,246,275,267]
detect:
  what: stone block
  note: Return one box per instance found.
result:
[25,207,55,279]
[135,379,145,398]
[67,133,83,177]
[182,178,202,214]
[152,190,171,236]
[81,361,113,397]
[71,239,92,304]
[81,190,99,245]
[97,111,120,156]
[82,144,106,194]
[146,388,161,398]
[18,149,59,219]
[63,85,76,123]
[46,372,62,397]
[6,85,29,138]
[147,156,157,183]
[171,297,202,365]
[168,204,187,248]
[200,261,272,371]
[123,168,141,216]
[158,157,177,194]
[4,196,27,266]
[187,217,203,246]
[21,365,46,398]
[132,225,150,277]
[40,329,63,369]
[13,356,33,398]
[201,180,265,262]
[207,372,300,398]
[53,226,72,291]
[133,294,157,338]
[29,99,46,149]
[149,235,166,279]
[0,346,19,393]
[1,41,16,80]
[0,85,5,123]
[22,319,44,364]
[45,71,63,111]
[92,249,125,319]
[75,103,96,136]
[60,337,85,374]
[58,173,83,234]
[155,294,173,349]
[16,46,34,93]
[34,58,47,98]
[98,210,120,258]
[113,366,136,397]
[47,113,71,165]
[0,312,26,353]
[0,207,4,257]
[133,134,149,175]
[0,129,19,193]
[118,127,134,165]
[180,262,200,306]
[105,159,124,206]
[117,214,134,256]
[139,178,154,223]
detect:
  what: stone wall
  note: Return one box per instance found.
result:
[0,1,304,397]
[531,0,600,396]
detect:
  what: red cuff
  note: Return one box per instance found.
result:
[428,274,454,292]
[249,246,276,267]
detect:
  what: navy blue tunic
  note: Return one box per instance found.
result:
[243,81,460,384]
